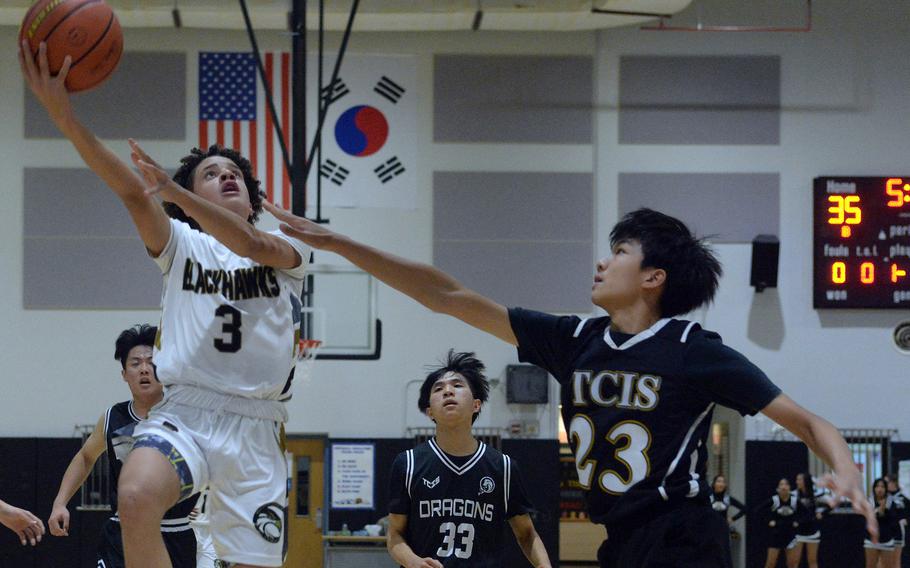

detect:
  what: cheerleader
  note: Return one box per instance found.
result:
[709,475,747,529]
[887,477,906,568]
[787,472,823,568]
[865,478,896,568]
[765,478,798,568]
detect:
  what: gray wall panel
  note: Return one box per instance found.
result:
[24,167,164,309]
[618,172,779,243]
[619,56,780,145]
[434,172,592,241]
[434,241,592,313]
[434,55,592,144]
[23,237,161,309]
[24,169,138,238]
[25,52,186,140]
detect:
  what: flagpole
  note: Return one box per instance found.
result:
[291,0,313,219]
[238,0,295,192]
[302,0,360,187]
[315,0,326,222]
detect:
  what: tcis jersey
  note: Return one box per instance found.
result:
[105,401,195,523]
[509,308,781,528]
[152,219,311,400]
[388,439,532,567]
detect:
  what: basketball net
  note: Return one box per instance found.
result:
[296,339,323,383]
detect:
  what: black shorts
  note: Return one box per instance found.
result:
[597,503,732,568]
[96,518,197,568]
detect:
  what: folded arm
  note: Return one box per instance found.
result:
[131,142,301,270]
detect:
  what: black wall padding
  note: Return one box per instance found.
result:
[0,438,39,568]
[0,438,110,568]
[745,441,808,568]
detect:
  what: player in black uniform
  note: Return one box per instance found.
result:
[763,478,797,568]
[788,472,822,568]
[47,325,197,568]
[387,351,552,568]
[266,205,877,567]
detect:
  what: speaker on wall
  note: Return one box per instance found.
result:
[751,234,780,292]
[506,365,549,404]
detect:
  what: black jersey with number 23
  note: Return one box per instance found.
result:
[509,308,781,528]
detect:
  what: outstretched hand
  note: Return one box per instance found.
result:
[819,472,878,541]
[129,139,182,202]
[262,200,341,250]
[18,40,73,125]
[0,503,45,546]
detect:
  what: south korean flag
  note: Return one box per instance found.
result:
[305,54,417,209]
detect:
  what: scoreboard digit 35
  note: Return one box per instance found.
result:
[814,177,910,308]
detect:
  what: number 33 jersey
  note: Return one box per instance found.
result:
[388,439,532,567]
[152,219,311,400]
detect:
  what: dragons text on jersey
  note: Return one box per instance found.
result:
[388,439,533,567]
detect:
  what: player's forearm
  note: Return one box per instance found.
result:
[167,187,283,263]
[519,533,552,568]
[52,453,93,507]
[330,235,464,313]
[53,114,148,203]
[797,414,857,481]
[387,532,422,566]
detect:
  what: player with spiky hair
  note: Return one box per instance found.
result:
[388,350,552,568]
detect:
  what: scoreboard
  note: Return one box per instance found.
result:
[813,177,910,308]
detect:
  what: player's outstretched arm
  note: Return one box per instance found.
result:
[386,514,443,568]
[0,500,44,547]
[131,141,301,270]
[761,393,878,540]
[262,201,517,345]
[48,413,107,537]
[18,42,171,256]
[508,514,553,568]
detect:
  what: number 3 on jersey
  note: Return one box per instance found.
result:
[437,522,474,559]
[569,415,651,495]
[214,304,242,352]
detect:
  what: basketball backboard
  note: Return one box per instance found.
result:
[300,264,380,360]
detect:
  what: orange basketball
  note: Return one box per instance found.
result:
[19,0,123,93]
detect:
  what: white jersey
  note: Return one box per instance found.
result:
[153,219,310,400]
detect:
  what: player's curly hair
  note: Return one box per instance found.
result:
[418,350,490,424]
[164,145,263,231]
[114,324,157,369]
[610,208,722,318]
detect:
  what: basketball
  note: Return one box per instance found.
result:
[19,0,123,93]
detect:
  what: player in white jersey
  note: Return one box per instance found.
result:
[21,43,310,568]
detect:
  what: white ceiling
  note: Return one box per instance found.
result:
[2,0,693,31]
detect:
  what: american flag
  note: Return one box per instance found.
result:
[198,51,292,207]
